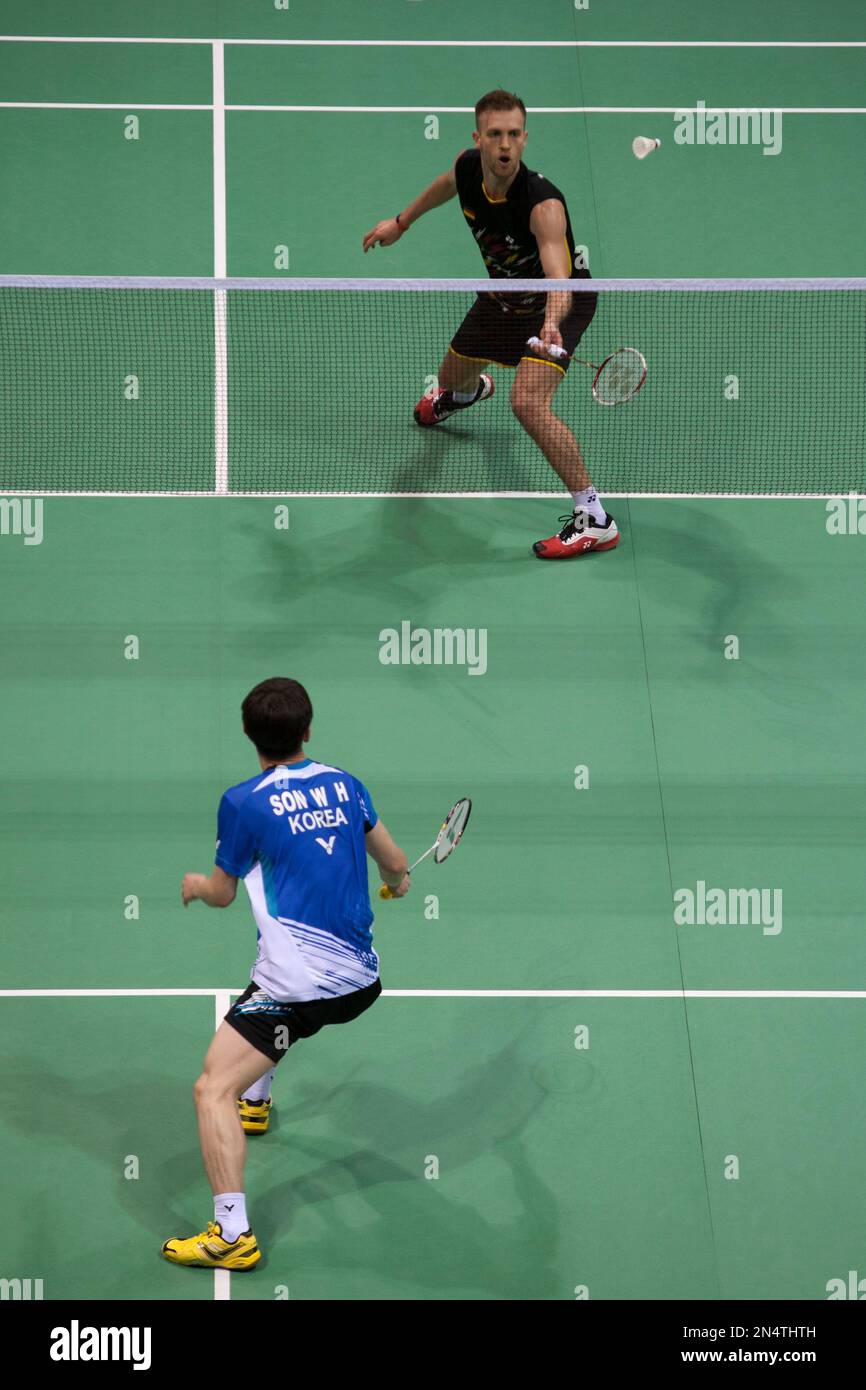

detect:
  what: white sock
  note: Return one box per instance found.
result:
[451,378,483,405]
[214,1191,248,1242]
[572,487,606,524]
[241,1068,275,1104]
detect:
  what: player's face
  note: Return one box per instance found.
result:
[474,108,527,180]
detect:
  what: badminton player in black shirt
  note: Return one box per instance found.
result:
[363,88,618,560]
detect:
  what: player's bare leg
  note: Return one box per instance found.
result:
[511,358,620,560]
[194,1021,274,1195]
[437,347,489,392]
[414,347,495,427]
[162,1022,272,1269]
[510,357,592,491]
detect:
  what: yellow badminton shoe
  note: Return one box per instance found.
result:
[237,1095,272,1135]
[162,1222,261,1270]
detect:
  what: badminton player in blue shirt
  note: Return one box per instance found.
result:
[162,677,408,1270]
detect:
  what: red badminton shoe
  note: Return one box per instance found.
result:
[413,374,494,427]
[532,509,620,559]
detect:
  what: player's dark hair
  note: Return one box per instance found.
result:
[475,89,527,129]
[242,677,313,759]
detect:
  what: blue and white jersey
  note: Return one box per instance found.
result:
[215,758,379,1001]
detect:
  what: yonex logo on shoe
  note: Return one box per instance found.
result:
[674,881,783,935]
[49,1321,152,1370]
[0,497,43,546]
[378,621,488,676]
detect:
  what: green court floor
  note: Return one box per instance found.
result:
[1,14,864,275]
[2,497,866,1298]
[3,993,863,1301]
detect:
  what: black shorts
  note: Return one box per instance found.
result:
[225,977,382,1064]
[449,284,597,374]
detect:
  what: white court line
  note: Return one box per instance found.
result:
[1,36,866,47]
[227,105,866,115]
[213,988,232,1304]
[5,275,863,289]
[2,103,865,114]
[0,35,214,44]
[1,988,864,999]
[212,40,228,493]
[0,101,211,109]
[212,43,226,277]
[214,289,228,494]
[0,491,861,501]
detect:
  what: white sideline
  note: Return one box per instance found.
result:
[2,102,865,114]
[1,988,864,999]
[211,42,228,492]
[2,37,866,47]
[0,492,862,501]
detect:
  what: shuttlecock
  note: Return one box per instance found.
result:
[632,136,661,160]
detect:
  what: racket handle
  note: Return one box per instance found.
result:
[526,335,567,360]
[379,883,396,899]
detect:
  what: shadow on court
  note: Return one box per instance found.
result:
[0,1031,571,1299]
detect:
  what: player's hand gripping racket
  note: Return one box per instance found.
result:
[526,338,647,405]
[379,797,472,899]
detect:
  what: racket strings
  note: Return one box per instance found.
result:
[594,348,646,405]
[434,798,471,863]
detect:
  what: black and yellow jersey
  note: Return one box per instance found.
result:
[454,148,586,313]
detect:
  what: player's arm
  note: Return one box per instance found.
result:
[181,865,238,908]
[365,820,410,897]
[362,154,460,252]
[529,198,572,348]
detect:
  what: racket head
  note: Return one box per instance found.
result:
[433,797,472,864]
[592,348,647,406]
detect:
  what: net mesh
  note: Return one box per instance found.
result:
[1,277,864,495]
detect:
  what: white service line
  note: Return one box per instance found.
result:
[2,102,865,114]
[0,101,211,109]
[220,39,866,48]
[0,987,236,996]
[226,105,866,115]
[0,35,213,43]
[2,36,865,47]
[385,990,866,999]
[0,490,861,501]
[1,988,864,1000]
